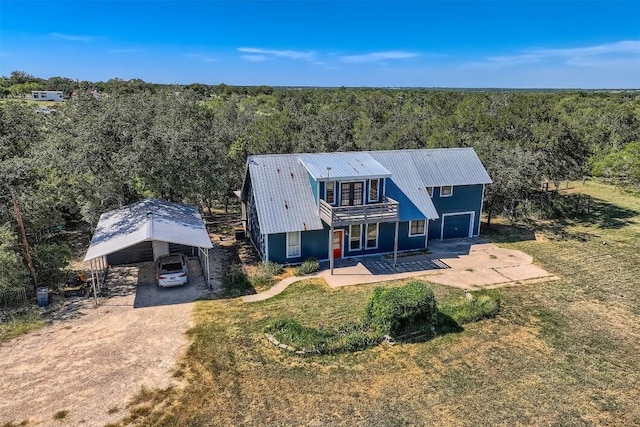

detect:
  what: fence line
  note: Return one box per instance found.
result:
[0,287,28,307]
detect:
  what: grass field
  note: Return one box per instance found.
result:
[118,180,640,426]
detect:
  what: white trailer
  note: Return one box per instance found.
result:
[31,91,64,102]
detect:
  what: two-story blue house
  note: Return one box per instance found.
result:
[239,148,492,272]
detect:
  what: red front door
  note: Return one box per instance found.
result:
[332,230,343,259]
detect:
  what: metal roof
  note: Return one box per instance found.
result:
[84,199,212,261]
[246,155,324,235]
[368,152,439,221]
[299,152,391,181]
[371,148,492,187]
[244,148,490,233]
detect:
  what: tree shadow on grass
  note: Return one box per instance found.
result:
[395,313,464,344]
[481,222,536,244]
[572,198,638,230]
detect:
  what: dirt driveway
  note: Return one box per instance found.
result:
[0,258,213,426]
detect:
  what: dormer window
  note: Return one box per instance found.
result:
[369,179,380,202]
[426,187,433,198]
[440,186,453,197]
[325,181,335,205]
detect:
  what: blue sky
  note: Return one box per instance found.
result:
[1,0,639,88]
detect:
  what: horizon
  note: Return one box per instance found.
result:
[1,0,639,89]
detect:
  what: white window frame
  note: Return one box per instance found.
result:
[409,220,426,237]
[286,231,301,258]
[368,178,380,203]
[340,180,365,206]
[349,224,362,251]
[426,186,434,198]
[366,223,379,249]
[325,181,336,205]
[440,185,453,197]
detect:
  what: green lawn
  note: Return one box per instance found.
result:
[119,180,640,426]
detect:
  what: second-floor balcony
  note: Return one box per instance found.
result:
[319,196,399,226]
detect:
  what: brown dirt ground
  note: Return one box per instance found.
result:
[0,241,233,427]
[0,273,193,426]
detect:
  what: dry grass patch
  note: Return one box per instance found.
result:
[116,181,640,426]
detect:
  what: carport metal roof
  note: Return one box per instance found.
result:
[83,199,213,262]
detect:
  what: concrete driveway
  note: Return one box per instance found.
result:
[244,238,557,302]
[133,259,211,308]
[320,238,556,289]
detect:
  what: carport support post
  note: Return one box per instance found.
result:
[90,259,98,307]
[393,220,399,267]
[329,225,334,275]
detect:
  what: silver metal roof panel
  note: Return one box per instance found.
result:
[247,155,324,235]
[84,199,212,261]
[368,152,439,221]
[299,152,391,181]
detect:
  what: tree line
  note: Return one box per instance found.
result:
[1,73,639,294]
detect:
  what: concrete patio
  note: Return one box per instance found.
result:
[243,238,557,303]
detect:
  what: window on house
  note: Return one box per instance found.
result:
[350,224,362,251]
[409,220,426,236]
[286,231,301,258]
[366,223,378,249]
[369,179,380,202]
[440,186,453,197]
[325,181,335,205]
[426,186,433,198]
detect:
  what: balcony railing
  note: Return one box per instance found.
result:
[319,196,399,226]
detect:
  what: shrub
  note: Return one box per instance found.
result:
[260,261,284,276]
[250,262,284,290]
[295,258,319,276]
[363,281,438,336]
[222,263,252,295]
[32,242,71,287]
[438,290,500,324]
[264,319,383,354]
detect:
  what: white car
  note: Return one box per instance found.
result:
[156,253,189,287]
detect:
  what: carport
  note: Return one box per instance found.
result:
[83,199,213,295]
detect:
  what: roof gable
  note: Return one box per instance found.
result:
[246,155,324,235]
[84,199,212,261]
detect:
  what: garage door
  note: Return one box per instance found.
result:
[442,213,472,239]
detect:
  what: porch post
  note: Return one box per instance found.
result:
[329,225,334,275]
[393,220,399,267]
[425,220,429,249]
[264,234,269,264]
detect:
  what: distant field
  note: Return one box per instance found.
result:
[120,180,640,426]
[0,97,63,107]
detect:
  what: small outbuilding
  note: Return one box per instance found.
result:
[83,199,213,288]
[31,90,64,101]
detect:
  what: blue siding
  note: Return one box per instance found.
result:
[245,174,264,257]
[265,220,432,264]
[399,221,428,250]
[428,184,484,239]
[267,226,330,264]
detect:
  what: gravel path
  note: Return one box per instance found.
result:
[0,259,211,426]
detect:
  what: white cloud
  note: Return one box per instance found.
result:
[339,51,419,63]
[50,32,93,42]
[241,55,269,62]
[238,47,316,61]
[184,53,216,63]
[481,40,640,67]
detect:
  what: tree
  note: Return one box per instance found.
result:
[592,142,640,189]
[475,140,544,225]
